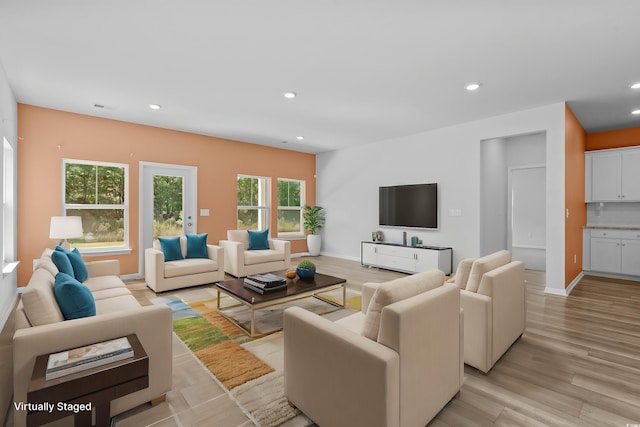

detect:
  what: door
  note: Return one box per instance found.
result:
[139,162,197,275]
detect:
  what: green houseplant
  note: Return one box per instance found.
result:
[303,205,325,256]
[296,259,316,280]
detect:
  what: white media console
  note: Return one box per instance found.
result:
[361,241,452,275]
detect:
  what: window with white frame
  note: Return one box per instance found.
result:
[3,137,15,265]
[277,178,304,237]
[237,175,270,231]
[63,159,128,251]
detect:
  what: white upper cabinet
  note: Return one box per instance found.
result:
[586,146,640,202]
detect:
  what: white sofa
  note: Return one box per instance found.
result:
[145,235,225,292]
[284,270,463,427]
[13,249,173,427]
[451,250,526,373]
[219,230,291,277]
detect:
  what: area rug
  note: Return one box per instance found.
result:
[152,288,360,427]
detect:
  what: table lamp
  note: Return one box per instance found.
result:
[49,216,83,250]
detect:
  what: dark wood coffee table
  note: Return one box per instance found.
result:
[216,270,347,337]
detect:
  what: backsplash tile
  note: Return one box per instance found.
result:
[587,202,640,227]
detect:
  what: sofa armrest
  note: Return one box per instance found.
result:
[206,244,223,264]
[219,240,245,277]
[13,305,173,422]
[460,288,492,372]
[86,259,120,277]
[144,248,165,291]
[284,306,399,427]
[269,239,291,267]
[361,282,382,314]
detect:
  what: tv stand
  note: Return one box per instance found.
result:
[361,242,452,275]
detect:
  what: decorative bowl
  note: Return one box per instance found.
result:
[285,270,297,279]
[296,266,316,281]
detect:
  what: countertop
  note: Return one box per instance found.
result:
[584,225,640,231]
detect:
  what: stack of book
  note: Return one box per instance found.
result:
[46,337,134,380]
[244,273,287,294]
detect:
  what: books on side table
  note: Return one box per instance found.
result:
[46,336,134,380]
[244,273,287,294]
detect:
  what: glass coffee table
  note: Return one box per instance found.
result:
[215,271,347,337]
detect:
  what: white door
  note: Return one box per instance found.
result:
[139,162,197,275]
[508,165,546,271]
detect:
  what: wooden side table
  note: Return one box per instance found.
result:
[27,334,149,427]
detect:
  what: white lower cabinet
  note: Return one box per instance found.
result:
[586,229,640,277]
[361,242,452,275]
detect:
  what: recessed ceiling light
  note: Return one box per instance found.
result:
[94,103,105,109]
[631,82,640,89]
[283,92,297,99]
[296,136,304,140]
[149,104,162,110]
[632,109,640,115]
[465,82,481,91]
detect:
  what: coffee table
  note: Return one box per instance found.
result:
[216,271,347,337]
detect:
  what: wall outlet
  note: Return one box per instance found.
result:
[449,208,462,217]
[200,209,210,216]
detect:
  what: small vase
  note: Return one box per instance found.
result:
[296,267,316,281]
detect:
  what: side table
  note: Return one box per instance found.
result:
[27,334,149,427]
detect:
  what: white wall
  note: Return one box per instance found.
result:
[317,102,567,295]
[0,58,18,427]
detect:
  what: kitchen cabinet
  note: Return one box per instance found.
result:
[585,229,640,276]
[585,146,640,202]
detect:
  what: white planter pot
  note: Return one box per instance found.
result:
[307,234,322,256]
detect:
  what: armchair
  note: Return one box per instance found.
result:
[284,270,463,427]
[145,235,225,292]
[219,230,290,277]
[454,250,526,373]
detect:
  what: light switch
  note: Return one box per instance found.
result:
[200,209,210,217]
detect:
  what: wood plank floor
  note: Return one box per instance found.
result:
[116,256,640,426]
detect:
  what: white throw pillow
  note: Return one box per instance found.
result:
[361,269,444,341]
[465,250,511,293]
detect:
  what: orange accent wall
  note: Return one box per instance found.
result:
[564,105,587,288]
[17,105,316,285]
[586,127,640,151]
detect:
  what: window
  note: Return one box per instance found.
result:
[3,137,15,266]
[237,175,269,231]
[63,159,128,252]
[277,178,304,237]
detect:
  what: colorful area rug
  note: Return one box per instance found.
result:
[153,288,360,427]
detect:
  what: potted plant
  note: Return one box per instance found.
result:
[303,205,325,256]
[296,259,316,280]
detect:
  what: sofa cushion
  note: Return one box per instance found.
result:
[67,248,89,282]
[159,236,184,261]
[465,250,511,293]
[244,249,284,265]
[21,269,65,326]
[83,275,128,292]
[362,269,444,341]
[51,250,74,277]
[54,272,97,320]
[248,229,269,250]
[164,258,219,278]
[186,233,208,259]
[227,230,249,247]
[92,287,133,300]
[36,258,60,277]
[95,294,141,314]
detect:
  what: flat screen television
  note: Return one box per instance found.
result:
[379,183,438,229]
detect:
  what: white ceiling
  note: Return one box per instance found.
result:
[1,1,639,154]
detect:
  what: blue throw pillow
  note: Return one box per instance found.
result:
[54,272,96,320]
[186,233,208,259]
[248,229,269,250]
[54,246,89,282]
[158,236,184,261]
[51,249,75,277]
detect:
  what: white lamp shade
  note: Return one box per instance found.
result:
[49,216,84,240]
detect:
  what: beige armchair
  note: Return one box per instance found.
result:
[219,230,290,277]
[453,250,526,373]
[145,235,225,292]
[284,270,463,427]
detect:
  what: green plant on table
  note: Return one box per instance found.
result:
[297,259,316,270]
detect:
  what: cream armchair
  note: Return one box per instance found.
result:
[284,270,463,427]
[453,250,526,373]
[219,230,290,277]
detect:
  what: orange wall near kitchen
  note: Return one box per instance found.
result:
[586,126,640,151]
[17,105,316,285]
[564,105,587,288]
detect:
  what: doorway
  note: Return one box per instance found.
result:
[139,162,197,275]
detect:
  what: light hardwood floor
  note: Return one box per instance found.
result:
[12,256,638,426]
